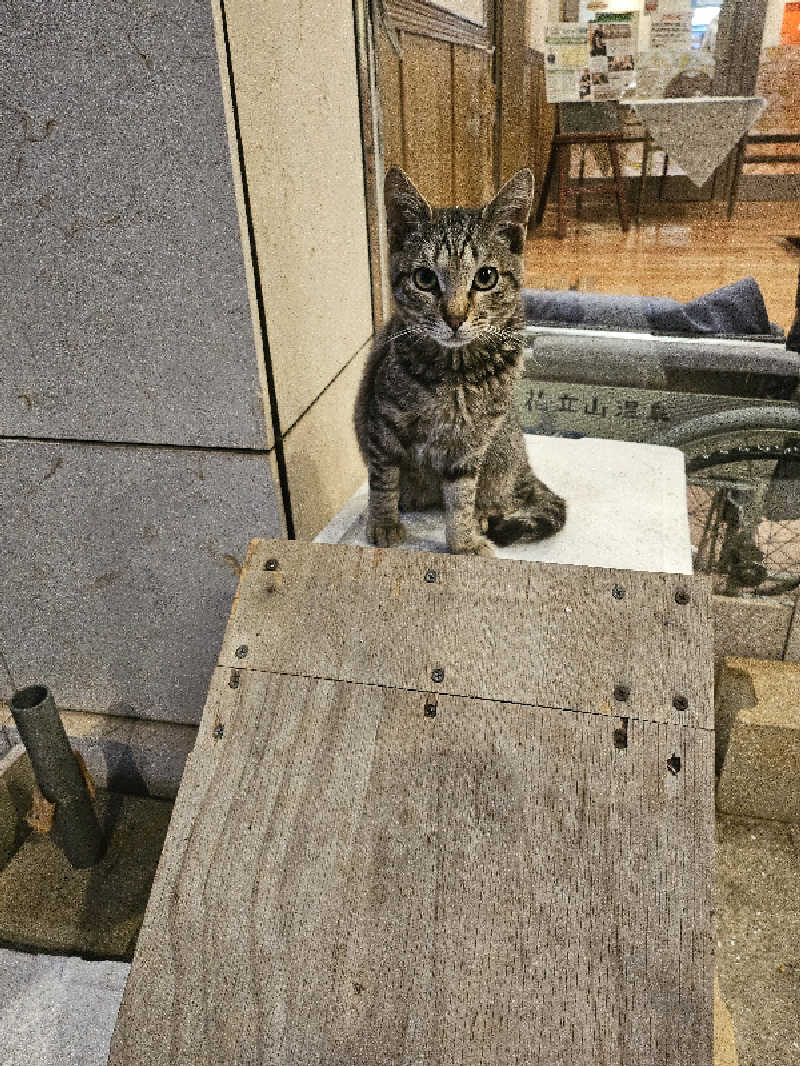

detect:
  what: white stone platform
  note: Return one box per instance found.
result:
[316,435,693,575]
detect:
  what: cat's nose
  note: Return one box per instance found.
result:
[443,308,468,331]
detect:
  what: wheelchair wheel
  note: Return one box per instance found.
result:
[657,407,800,598]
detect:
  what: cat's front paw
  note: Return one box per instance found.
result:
[452,535,494,557]
[367,518,407,547]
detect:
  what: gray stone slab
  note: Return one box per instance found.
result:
[0,1,267,449]
[316,435,693,575]
[0,439,281,723]
[0,948,130,1066]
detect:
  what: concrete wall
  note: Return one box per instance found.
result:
[1,0,375,723]
[216,0,373,540]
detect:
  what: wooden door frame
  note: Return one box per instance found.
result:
[352,0,391,328]
[352,0,497,330]
[495,0,527,189]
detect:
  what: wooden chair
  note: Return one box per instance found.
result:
[728,131,800,218]
[534,102,647,238]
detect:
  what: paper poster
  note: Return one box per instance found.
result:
[588,13,637,101]
[544,23,591,103]
[650,12,692,50]
[634,48,715,99]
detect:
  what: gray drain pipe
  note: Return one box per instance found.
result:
[10,685,105,868]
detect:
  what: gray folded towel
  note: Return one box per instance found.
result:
[523,277,784,339]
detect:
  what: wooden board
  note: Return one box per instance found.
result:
[498,0,528,185]
[400,34,454,205]
[377,31,404,173]
[218,540,713,729]
[452,44,494,207]
[109,540,715,1065]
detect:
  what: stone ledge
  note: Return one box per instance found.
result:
[715,657,800,822]
[0,703,196,800]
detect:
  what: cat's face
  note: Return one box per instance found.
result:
[384,168,533,349]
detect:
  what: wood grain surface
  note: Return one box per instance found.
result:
[218,540,713,729]
[109,540,715,1066]
[401,34,454,206]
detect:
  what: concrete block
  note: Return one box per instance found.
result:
[217,0,373,432]
[0,948,129,1066]
[712,596,794,664]
[716,657,800,821]
[0,441,281,723]
[1,0,268,449]
[282,347,369,539]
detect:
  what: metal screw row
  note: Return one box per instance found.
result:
[610,585,690,604]
[613,685,688,712]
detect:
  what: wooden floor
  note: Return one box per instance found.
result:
[527,198,800,334]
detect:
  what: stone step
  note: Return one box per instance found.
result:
[716,657,800,822]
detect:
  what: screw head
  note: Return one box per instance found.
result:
[424,703,437,718]
[612,584,625,600]
[235,644,249,659]
[213,724,224,740]
[614,684,630,702]
[672,695,688,713]
[263,558,279,571]
[424,569,437,584]
[674,588,690,605]
[431,667,445,684]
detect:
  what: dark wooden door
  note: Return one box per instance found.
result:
[374,0,554,209]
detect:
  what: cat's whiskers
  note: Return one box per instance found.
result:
[482,324,543,370]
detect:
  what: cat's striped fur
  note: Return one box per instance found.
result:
[354,167,566,555]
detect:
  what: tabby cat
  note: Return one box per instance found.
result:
[354,167,566,556]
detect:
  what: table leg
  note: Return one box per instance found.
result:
[609,142,629,233]
[557,144,570,239]
[636,138,650,225]
[727,138,746,220]
[659,151,669,201]
[535,139,557,228]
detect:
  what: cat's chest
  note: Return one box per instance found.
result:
[410,378,507,460]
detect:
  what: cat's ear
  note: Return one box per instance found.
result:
[482,169,534,254]
[384,167,432,252]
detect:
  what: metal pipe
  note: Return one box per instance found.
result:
[10,685,105,868]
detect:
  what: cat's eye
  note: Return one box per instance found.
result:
[412,267,438,291]
[473,266,499,291]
